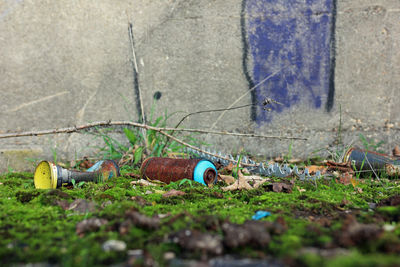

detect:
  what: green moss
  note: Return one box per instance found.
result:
[1,170,399,266]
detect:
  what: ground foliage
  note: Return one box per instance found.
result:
[1,163,400,267]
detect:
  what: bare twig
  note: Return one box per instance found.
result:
[128,22,147,149]
[0,121,306,141]
[211,67,284,129]
[173,103,254,130]
[0,121,308,166]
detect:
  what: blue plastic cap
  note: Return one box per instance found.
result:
[193,160,218,186]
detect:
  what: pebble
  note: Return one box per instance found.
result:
[102,240,127,252]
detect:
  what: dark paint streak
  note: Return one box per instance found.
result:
[240,0,257,121]
[326,0,337,112]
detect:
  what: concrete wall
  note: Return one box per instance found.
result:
[1,0,399,171]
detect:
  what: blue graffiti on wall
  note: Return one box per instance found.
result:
[241,0,337,123]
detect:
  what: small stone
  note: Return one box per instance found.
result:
[163,252,175,261]
[102,240,127,252]
[128,249,143,257]
[383,224,396,232]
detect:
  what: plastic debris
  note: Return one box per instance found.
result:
[34,160,119,189]
[252,211,271,220]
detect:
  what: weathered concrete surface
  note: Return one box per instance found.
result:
[0,0,399,171]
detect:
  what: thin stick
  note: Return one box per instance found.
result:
[128,22,147,149]
[0,121,306,141]
[174,103,253,130]
[210,68,284,129]
[160,127,307,140]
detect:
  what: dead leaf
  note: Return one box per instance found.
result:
[218,174,236,185]
[337,172,352,185]
[131,179,157,186]
[271,183,293,193]
[305,165,327,175]
[222,170,253,191]
[253,179,269,189]
[242,168,250,175]
[350,177,360,187]
[355,187,363,194]
[393,145,400,157]
[162,189,186,198]
[296,186,306,193]
[224,162,235,172]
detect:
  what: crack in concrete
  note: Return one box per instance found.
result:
[8,91,69,113]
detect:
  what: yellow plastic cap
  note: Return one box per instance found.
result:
[34,161,58,189]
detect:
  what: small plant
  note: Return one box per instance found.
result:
[178,178,194,188]
[94,99,203,168]
[71,179,85,189]
[359,133,385,153]
[232,153,243,178]
[284,141,293,162]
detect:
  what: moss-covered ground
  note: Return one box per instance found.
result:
[1,167,400,266]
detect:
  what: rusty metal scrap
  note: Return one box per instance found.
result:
[140,157,217,185]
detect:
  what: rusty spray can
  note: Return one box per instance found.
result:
[140,157,217,186]
[34,160,120,189]
[344,147,400,176]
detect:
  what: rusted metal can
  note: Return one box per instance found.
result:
[140,157,217,186]
[344,147,400,176]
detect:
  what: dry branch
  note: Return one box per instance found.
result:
[0,121,306,141]
[0,121,307,167]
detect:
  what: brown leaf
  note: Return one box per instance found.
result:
[338,172,352,185]
[350,177,359,187]
[393,145,400,157]
[162,189,186,198]
[224,162,235,172]
[305,165,327,175]
[131,179,157,186]
[253,179,269,189]
[218,174,236,185]
[222,170,253,191]
[271,183,293,193]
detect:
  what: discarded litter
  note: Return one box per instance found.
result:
[344,147,400,176]
[252,210,271,220]
[34,160,120,189]
[140,157,217,186]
